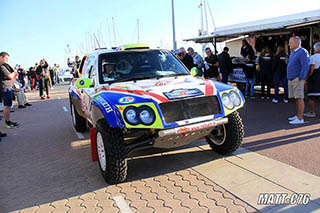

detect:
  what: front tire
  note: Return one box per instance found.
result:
[70,101,87,132]
[206,111,244,154]
[96,120,127,184]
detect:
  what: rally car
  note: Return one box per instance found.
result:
[69,44,245,184]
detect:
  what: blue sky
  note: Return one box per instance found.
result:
[1,0,319,69]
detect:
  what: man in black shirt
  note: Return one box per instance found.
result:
[218,47,233,83]
[0,52,19,129]
[179,47,195,71]
[204,47,219,80]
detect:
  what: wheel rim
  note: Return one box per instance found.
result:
[71,105,76,126]
[96,132,106,171]
[208,124,226,145]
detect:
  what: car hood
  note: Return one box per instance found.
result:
[104,75,217,103]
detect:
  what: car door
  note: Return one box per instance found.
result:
[80,55,97,123]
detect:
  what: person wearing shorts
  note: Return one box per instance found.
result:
[287,37,309,125]
[0,52,19,129]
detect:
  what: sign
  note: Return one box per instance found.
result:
[228,68,246,83]
[163,88,204,100]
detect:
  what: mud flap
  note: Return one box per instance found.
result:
[90,128,98,162]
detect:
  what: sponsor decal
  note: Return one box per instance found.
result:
[119,96,135,104]
[155,81,169,86]
[96,96,113,113]
[163,88,203,100]
[114,86,129,89]
[176,121,217,134]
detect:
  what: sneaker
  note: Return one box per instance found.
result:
[284,99,288,103]
[5,121,19,128]
[0,131,7,137]
[266,96,270,100]
[18,105,26,109]
[261,96,265,100]
[272,99,278,103]
[41,96,45,100]
[47,96,51,99]
[303,112,316,118]
[288,115,298,121]
[289,118,304,124]
[25,103,32,106]
[51,87,54,89]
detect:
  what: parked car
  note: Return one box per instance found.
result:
[59,69,73,82]
[69,44,245,184]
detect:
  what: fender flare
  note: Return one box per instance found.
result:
[91,96,126,128]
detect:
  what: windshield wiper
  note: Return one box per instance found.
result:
[115,75,158,83]
[159,73,190,78]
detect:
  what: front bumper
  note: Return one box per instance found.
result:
[154,117,228,149]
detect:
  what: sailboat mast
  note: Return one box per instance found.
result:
[137,19,140,44]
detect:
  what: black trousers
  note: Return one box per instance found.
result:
[39,78,49,97]
[261,73,272,97]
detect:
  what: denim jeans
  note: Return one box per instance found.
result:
[245,78,254,96]
[274,74,288,100]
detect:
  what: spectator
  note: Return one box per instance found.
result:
[36,59,50,100]
[240,39,255,59]
[259,47,273,99]
[29,67,36,90]
[17,66,25,88]
[204,47,219,80]
[49,66,54,89]
[187,47,204,76]
[244,55,256,98]
[12,82,32,108]
[313,34,319,44]
[272,46,288,103]
[53,64,60,84]
[304,42,320,118]
[218,47,233,83]
[178,47,195,71]
[287,36,309,125]
[0,52,19,129]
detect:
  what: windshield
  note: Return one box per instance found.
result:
[98,50,190,84]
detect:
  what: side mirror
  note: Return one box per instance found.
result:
[76,78,92,88]
[190,67,199,77]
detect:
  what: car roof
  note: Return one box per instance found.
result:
[86,44,169,57]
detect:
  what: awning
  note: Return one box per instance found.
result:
[184,9,320,43]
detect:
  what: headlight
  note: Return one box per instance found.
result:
[124,106,139,125]
[123,105,156,126]
[139,106,155,125]
[222,94,234,110]
[229,91,241,106]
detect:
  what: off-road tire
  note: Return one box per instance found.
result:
[206,111,244,154]
[70,101,87,132]
[96,120,127,184]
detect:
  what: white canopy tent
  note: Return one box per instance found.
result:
[184,9,320,43]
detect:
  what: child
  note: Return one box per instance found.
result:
[244,55,256,98]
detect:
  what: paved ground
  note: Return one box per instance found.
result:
[0,83,319,212]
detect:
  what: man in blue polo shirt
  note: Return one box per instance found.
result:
[287,36,309,124]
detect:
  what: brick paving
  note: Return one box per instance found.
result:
[0,84,257,213]
[10,169,256,213]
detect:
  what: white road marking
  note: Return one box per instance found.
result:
[113,195,132,213]
[72,127,84,140]
[58,96,61,100]
[63,106,68,112]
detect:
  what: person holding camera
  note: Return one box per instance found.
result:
[36,59,50,100]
